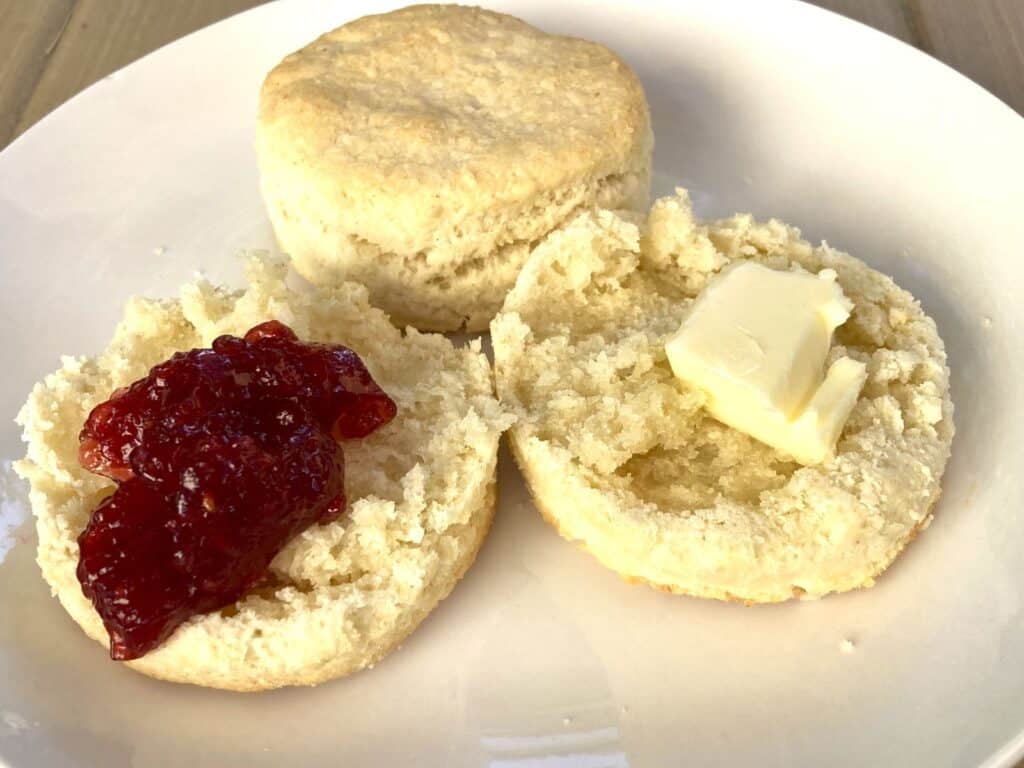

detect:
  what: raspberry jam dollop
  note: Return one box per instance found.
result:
[76,320,397,660]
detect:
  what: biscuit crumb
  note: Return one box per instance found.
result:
[562,716,573,726]
[153,246,166,256]
[840,638,856,654]
[981,316,993,328]
[492,190,953,603]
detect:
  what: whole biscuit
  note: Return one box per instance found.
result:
[491,191,954,603]
[257,4,652,331]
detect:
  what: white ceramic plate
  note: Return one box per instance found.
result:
[2,1,1023,765]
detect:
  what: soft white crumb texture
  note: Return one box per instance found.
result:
[15,255,511,690]
[256,4,652,331]
[491,191,954,603]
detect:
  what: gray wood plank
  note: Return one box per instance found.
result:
[811,0,1024,114]
[911,0,1024,114]
[808,0,920,45]
[0,0,76,147]
[12,0,266,140]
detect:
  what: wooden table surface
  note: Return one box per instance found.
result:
[0,0,1022,150]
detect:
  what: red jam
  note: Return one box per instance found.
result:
[76,320,397,660]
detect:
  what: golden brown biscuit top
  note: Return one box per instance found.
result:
[257,4,650,234]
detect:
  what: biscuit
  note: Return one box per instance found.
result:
[491,191,954,603]
[257,4,652,331]
[16,255,512,690]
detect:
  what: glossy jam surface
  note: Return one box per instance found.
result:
[77,320,397,660]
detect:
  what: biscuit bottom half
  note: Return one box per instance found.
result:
[491,190,954,603]
[16,255,512,690]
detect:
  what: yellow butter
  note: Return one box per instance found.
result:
[665,262,867,465]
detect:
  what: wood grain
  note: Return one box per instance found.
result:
[910,0,1024,114]
[812,0,1024,114]
[0,0,75,147]
[810,0,920,45]
[11,0,266,140]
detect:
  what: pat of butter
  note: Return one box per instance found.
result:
[665,262,867,465]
